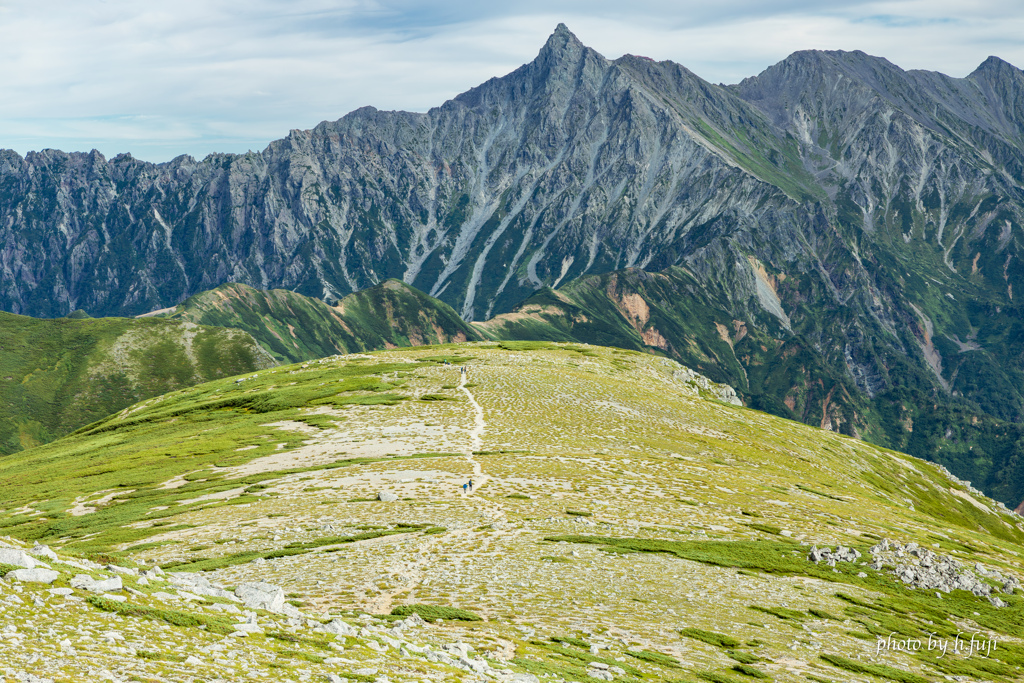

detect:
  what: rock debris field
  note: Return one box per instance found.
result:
[2,342,1024,683]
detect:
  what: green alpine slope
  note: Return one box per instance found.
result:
[1,343,1022,682]
[476,267,1024,508]
[0,311,275,454]
[165,280,483,363]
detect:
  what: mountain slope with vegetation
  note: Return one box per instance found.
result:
[1,25,1023,507]
[164,279,482,363]
[0,342,1022,682]
[0,311,275,455]
[476,267,1024,508]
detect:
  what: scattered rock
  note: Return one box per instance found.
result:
[807,545,861,567]
[29,545,58,561]
[0,549,35,569]
[317,618,358,637]
[168,572,238,600]
[105,565,138,576]
[69,575,123,593]
[377,491,399,502]
[867,538,1019,604]
[8,568,59,584]
[235,581,286,613]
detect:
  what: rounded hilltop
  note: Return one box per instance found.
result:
[0,341,1022,682]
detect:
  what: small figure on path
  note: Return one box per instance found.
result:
[468,479,474,491]
[462,482,468,494]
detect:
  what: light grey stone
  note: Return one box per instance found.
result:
[29,545,58,561]
[70,575,123,593]
[235,581,286,613]
[0,549,35,570]
[318,618,358,637]
[9,568,59,584]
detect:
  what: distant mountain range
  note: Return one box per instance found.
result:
[1,25,1023,507]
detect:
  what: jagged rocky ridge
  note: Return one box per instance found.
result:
[2,26,1024,501]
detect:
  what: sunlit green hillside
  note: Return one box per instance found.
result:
[1,342,1022,682]
[0,310,274,454]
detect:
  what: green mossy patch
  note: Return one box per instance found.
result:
[819,654,930,683]
[390,604,482,622]
[680,628,741,648]
[85,595,234,635]
[625,649,680,667]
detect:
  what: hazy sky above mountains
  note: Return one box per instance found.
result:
[1,0,1019,162]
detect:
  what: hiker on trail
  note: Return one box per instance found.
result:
[468,479,474,491]
[462,482,468,494]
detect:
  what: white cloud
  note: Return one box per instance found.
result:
[0,0,1019,162]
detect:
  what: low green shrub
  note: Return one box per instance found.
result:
[748,605,806,621]
[731,663,769,678]
[807,608,841,620]
[819,654,930,683]
[696,672,744,683]
[550,635,590,649]
[85,595,233,635]
[680,627,741,648]
[136,650,186,662]
[726,650,759,664]
[390,604,482,622]
[626,649,680,667]
[278,649,324,663]
[0,563,22,577]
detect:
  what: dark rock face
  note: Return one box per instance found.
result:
[2,25,1024,500]
[0,26,827,323]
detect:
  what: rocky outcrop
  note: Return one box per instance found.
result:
[810,537,1022,605]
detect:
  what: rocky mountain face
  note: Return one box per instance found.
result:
[0,24,837,323]
[1,25,1023,502]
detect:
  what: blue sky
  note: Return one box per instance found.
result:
[0,0,1020,163]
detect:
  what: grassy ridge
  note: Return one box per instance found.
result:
[168,280,482,364]
[0,355,423,552]
[0,311,274,455]
[475,267,1024,508]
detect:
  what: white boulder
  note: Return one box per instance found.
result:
[9,568,59,584]
[0,548,35,569]
[70,574,123,593]
[234,582,286,613]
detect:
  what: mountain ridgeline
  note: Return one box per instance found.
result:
[165,280,481,363]
[0,313,275,453]
[2,26,1024,504]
